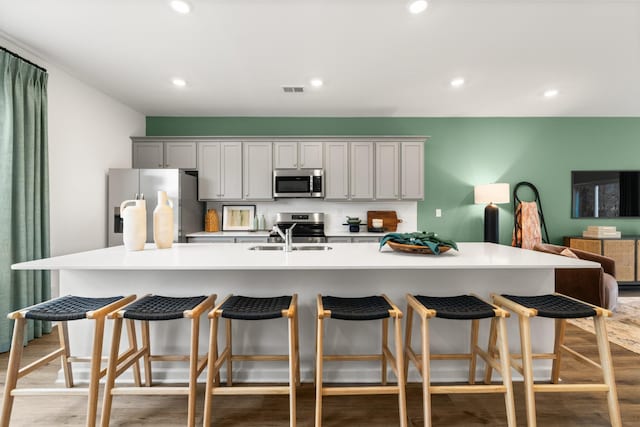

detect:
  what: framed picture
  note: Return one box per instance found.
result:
[222,205,256,231]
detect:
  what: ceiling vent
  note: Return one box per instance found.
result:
[282,85,305,93]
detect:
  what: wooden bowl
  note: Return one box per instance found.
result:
[386,240,452,255]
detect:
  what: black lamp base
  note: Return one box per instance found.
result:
[484,204,499,244]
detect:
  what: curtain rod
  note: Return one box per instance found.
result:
[0,46,47,73]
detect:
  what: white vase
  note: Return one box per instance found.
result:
[120,199,146,251]
[153,190,174,249]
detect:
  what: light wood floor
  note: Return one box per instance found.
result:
[0,324,638,426]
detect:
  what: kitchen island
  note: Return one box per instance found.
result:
[12,242,598,384]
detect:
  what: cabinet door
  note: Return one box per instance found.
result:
[350,142,374,200]
[220,142,243,199]
[197,143,221,199]
[603,240,635,282]
[375,142,400,200]
[324,142,349,200]
[401,142,424,200]
[165,142,197,169]
[133,142,163,168]
[299,141,323,168]
[274,142,298,168]
[326,237,352,243]
[568,238,601,254]
[243,142,273,200]
[352,236,381,243]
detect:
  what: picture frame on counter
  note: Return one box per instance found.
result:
[222,205,256,231]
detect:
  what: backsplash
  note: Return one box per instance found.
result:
[204,200,418,234]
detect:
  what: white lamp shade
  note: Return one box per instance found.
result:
[474,183,510,204]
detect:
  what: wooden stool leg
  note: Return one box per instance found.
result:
[519,315,537,427]
[484,317,498,384]
[0,318,26,427]
[394,315,408,427]
[203,316,219,427]
[294,310,301,387]
[382,318,389,385]
[58,321,74,387]
[550,319,565,384]
[142,320,152,387]
[421,314,432,427]
[314,315,324,427]
[497,316,516,427]
[126,319,142,387]
[100,317,123,427]
[186,316,200,427]
[404,304,414,383]
[86,317,106,427]
[593,316,622,427]
[226,318,233,386]
[288,315,297,427]
[469,319,480,384]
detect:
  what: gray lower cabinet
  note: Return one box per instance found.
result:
[326,237,352,243]
[187,236,236,243]
[327,236,382,243]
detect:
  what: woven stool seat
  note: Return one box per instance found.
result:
[501,294,597,319]
[121,295,207,321]
[219,295,292,320]
[23,295,124,321]
[414,295,497,320]
[322,295,392,320]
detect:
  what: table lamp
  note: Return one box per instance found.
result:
[474,183,510,244]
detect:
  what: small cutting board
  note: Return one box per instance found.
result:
[367,211,401,232]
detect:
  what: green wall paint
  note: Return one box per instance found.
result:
[146,117,640,244]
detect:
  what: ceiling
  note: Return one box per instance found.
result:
[1,0,639,117]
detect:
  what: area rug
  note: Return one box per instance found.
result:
[568,296,640,354]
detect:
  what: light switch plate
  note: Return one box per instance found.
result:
[435,209,442,217]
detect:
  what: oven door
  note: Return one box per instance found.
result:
[273,173,312,197]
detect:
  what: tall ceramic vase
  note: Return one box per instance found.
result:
[153,190,174,249]
[120,199,146,251]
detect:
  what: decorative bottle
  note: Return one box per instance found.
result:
[120,199,147,251]
[153,190,174,249]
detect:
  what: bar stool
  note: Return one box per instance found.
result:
[100,294,216,427]
[404,294,516,427]
[203,294,299,427]
[315,295,407,427]
[490,293,621,427]
[0,294,137,427]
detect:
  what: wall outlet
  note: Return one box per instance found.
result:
[435,208,442,217]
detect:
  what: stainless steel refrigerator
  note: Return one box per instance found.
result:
[108,169,204,247]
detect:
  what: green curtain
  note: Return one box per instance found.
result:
[0,49,51,353]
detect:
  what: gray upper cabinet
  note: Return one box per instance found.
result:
[243,141,273,200]
[274,141,323,169]
[198,141,242,200]
[324,142,350,200]
[401,142,424,200]
[132,139,197,169]
[375,141,400,200]
[350,141,374,199]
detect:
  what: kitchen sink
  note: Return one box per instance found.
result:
[292,246,333,251]
[248,245,333,251]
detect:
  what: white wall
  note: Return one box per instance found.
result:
[1,36,145,294]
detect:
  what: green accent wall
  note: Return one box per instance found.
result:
[146,117,640,245]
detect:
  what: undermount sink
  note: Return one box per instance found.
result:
[248,245,333,251]
[292,245,333,251]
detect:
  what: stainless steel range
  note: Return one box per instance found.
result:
[269,212,326,243]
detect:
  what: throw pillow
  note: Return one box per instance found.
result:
[560,248,579,259]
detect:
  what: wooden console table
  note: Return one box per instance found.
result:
[564,235,640,288]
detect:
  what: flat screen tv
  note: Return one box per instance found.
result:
[572,170,640,218]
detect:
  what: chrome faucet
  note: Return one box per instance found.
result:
[272,223,297,252]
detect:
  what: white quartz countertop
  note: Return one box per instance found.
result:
[12,242,599,271]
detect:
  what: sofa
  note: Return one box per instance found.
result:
[533,243,618,311]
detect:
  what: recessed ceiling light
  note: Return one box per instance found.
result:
[408,0,428,15]
[544,89,559,98]
[310,78,323,88]
[172,78,187,87]
[170,0,191,14]
[450,77,465,88]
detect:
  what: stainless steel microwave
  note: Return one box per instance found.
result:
[273,169,324,198]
